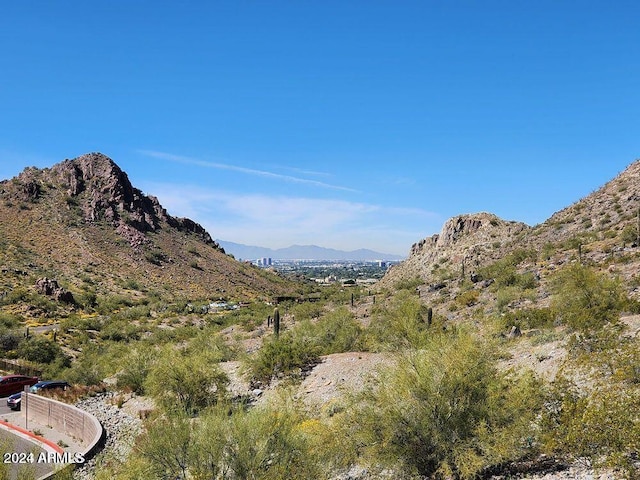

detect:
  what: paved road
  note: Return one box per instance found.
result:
[0,394,57,480]
[0,396,18,416]
[32,324,59,335]
[0,424,55,479]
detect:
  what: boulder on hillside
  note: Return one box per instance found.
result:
[35,277,75,304]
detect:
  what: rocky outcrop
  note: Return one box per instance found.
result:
[42,153,219,248]
[21,180,41,201]
[411,213,527,254]
[35,277,75,303]
[52,153,165,230]
[381,213,530,289]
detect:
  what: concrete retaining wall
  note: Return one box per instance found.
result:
[23,392,104,459]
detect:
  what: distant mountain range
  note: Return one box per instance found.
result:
[217,241,405,261]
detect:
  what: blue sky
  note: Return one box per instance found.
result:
[1,1,638,256]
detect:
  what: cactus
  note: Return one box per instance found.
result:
[427,307,433,326]
[273,307,280,338]
[637,206,640,245]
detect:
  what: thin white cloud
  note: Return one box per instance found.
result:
[139,181,438,255]
[280,166,332,177]
[137,149,358,193]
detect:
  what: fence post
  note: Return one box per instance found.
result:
[23,387,29,430]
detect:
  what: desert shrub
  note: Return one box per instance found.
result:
[100,320,141,342]
[75,289,97,310]
[393,276,424,292]
[455,289,479,307]
[289,301,325,322]
[566,322,624,356]
[550,264,625,332]
[247,331,321,385]
[183,331,235,363]
[0,287,29,305]
[0,329,22,351]
[517,271,538,289]
[116,345,156,394]
[62,314,102,332]
[478,250,538,290]
[610,338,640,384]
[500,308,554,330]
[136,413,193,479]
[112,304,151,322]
[62,343,127,386]
[16,292,59,315]
[366,290,433,350]
[135,401,322,480]
[563,232,597,251]
[145,250,166,265]
[542,378,640,477]
[96,294,135,315]
[0,312,21,329]
[16,336,67,364]
[310,307,364,354]
[349,331,544,479]
[121,278,141,290]
[510,247,538,264]
[620,224,638,244]
[494,286,522,312]
[145,347,229,416]
[540,242,557,260]
[223,302,272,330]
[216,403,320,479]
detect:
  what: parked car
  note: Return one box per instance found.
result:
[0,375,39,396]
[29,380,70,394]
[6,380,70,411]
[6,392,22,410]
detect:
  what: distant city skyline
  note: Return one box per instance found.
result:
[1,2,638,256]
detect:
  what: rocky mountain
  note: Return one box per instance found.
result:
[379,212,530,288]
[379,160,640,303]
[0,153,295,311]
[217,240,405,261]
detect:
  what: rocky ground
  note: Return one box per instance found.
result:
[72,392,145,480]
